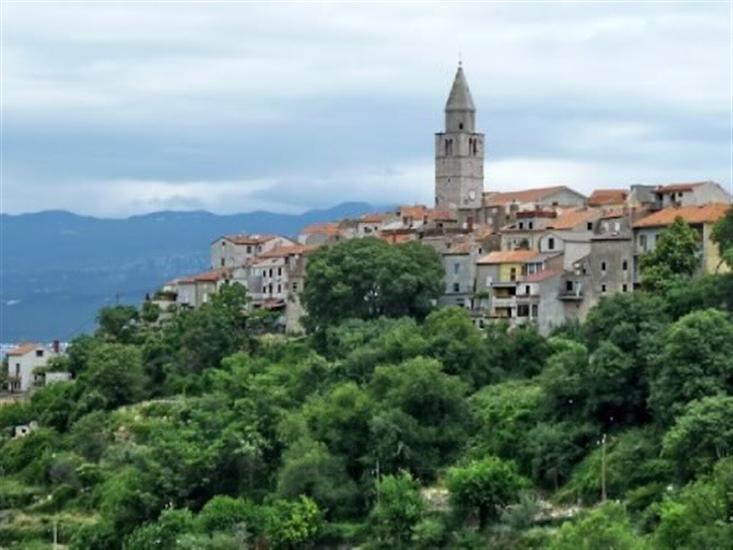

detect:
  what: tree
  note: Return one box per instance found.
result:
[369,472,425,548]
[549,502,648,550]
[640,217,700,292]
[368,357,471,479]
[80,343,147,409]
[302,238,443,330]
[123,508,194,549]
[276,438,359,518]
[649,309,733,424]
[196,495,253,534]
[654,458,733,549]
[662,395,733,480]
[446,456,527,528]
[711,205,733,270]
[422,307,485,386]
[97,305,140,343]
[265,496,322,549]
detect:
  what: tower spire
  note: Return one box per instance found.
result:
[445,63,475,113]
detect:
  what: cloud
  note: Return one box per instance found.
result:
[2,2,730,215]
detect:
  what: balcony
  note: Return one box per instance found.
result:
[559,290,583,301]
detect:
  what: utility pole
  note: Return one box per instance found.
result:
[601,433,608,503]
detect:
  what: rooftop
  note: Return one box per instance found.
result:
[588,189,628,206]
[547,207,599,230]
[478,249,539,264]
[218,234,278,246]
[7,342,43,357]
[300,222,340,236]
[633,203,730,228]
[483,186,574,206]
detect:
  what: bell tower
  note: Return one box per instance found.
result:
[435,63,484,210]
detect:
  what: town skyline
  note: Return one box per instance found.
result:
[3,2,731,217]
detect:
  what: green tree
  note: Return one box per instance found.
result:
[654,458,733,549]
[711,205,733,270]
[276,438,359,518]
[97,305,140,343]
[640,217,701,292]
[368,472,425,548]
[422,307,486,386]
[80,343,147,409]
[123,508,194,549]
[446,456,527,528]
[302,238,443,330]
[549,502,648,550]
[265,496,322,549]
[649,309,733,424]
[368,357,471,479]
[662,394,733,480]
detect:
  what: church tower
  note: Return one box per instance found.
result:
[435,64,484,210]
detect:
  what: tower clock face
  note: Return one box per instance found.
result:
[469,191,476,200]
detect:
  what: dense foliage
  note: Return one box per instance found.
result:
[1,231,732,548]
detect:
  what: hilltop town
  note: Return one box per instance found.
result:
[155,64,732,336]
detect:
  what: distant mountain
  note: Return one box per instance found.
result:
[0,202,379,342]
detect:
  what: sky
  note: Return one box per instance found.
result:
[2,1,732,217]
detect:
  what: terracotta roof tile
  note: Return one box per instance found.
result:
[588,189,628,206]
[301,222,340,236]
[7,342,43,356]
[547,208,599,230]
[425,208,457,221]
[477,250,539,264]
[633,203,730,228]
[178,268,232,284]
[398,205,428,219]
[359,213,389,223]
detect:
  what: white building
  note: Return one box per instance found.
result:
[5,342,62,392]
[210,234,295,269]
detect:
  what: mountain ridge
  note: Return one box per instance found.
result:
[1,202,382,342]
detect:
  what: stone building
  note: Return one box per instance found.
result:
[211,234,294,269]
[435,64,484,211]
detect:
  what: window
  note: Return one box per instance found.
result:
[36,349,43,357]
[221,241,226,246]
[277,284,281,294]
[525,285,531,295]
[639,234,647,250]
[246,245,252,254]
[277,267,282,276]
[587,222,593,231]
[622,259,628,271]
[548,237,555,250]
[220,258,225,267]
[566,280,573,292]
[292,282,298,292]
[453,282,460,293]
[15,364,20,376]
[453,263,460,274]
[509,267,517,281]
[518,221,524,229]
[531,304,538,317]
[601,284,607,294]
[601,261,607,273]
[459,122,464,130]
[517,305,530,317]
[528,221,534,229]
[444,139,453,156]
[622,284,628,292]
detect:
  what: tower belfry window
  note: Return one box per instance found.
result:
[459,122,464,130]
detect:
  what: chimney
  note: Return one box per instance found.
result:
[52,340,60,354]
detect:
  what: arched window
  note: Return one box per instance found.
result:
[444,139,453,156]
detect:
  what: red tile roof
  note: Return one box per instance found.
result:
[588,189,628,206]
[547,208,599,230]
[399,205,428,219]
[478,250,539,264]
[483,186,572,206]
[177,268,232,284]
[515,210,557,219]
[7,342,43,356]
[359,213,389,223]
[301,222,340,236]
[425,208,457,221]
[633,203,730,228]
[379,233,416,244]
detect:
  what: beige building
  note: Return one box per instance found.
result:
[211,234,294,269]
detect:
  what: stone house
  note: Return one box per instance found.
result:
[249,245,313,305]
[211,234,294,269]
[356,213,389,237]
[500,210,558,250]
[588,189,629,208]
[174,268,232,308]
[653,181,731,209]
[298,223,342,246]
[482,186,587,220]
[5,342,62,393]
[632,203,731,283]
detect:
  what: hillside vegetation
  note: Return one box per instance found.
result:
[1,217,732,549]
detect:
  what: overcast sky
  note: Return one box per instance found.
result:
[2,2,731,217]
